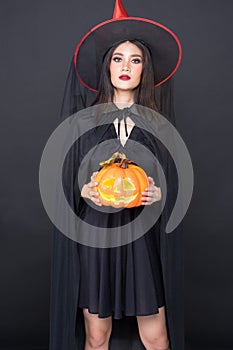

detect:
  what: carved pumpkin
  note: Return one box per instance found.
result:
[94,152,149,208]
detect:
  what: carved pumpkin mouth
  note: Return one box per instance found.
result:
[99,177,138,207]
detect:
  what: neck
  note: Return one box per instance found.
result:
[113,90,135,109]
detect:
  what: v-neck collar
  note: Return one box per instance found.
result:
[111,121,136,148]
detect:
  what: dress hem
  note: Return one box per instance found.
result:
[78,305,165,320]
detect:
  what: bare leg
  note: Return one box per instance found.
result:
[83,308,112,350]
[136,306,170,350]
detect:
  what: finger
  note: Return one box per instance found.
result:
[142,191,161,204]
[146,191,161,200]
[91,172,98,181]
[90,182,98,188]
[92,199,102,206]
[88,191,102,206]
[91,191,102,205]
[148,177,155,185]
[142,190,155,197]
[89,190,99,197]
[88,181,98,188]
[141,197,152,205]
[142,186,160,195]
[142,193,151,201]
[141,201,151,205]
[142,184,156,192]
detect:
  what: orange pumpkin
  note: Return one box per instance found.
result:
[94,152,149,208]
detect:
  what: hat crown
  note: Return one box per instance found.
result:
[113,0,128,19]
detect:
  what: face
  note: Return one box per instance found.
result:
[109,41,143,93]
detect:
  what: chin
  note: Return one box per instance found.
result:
[112,79,139,90]
[113,84,138,92]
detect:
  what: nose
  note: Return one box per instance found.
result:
[121,60,130,72]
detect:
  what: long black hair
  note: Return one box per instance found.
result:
[92,39,159,111]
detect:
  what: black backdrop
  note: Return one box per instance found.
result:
[1,1,233,349]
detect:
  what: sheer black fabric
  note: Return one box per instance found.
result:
[60,59,176,123]
[49,60,184,350]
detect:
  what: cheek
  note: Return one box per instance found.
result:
[133,65,143,81]
[109,63,118,81]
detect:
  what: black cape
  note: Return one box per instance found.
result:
[49,61,184,350]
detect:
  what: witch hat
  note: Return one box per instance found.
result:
[74,0,182,92]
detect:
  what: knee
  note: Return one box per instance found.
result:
[86,328,111,348]
[140,333,170,350]
[154,336,170,350]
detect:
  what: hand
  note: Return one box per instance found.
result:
[81,171,102,206]
[141,177,161,205]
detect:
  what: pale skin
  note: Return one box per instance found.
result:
[81,41,170,350]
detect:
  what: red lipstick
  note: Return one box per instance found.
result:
[119,75,131,80]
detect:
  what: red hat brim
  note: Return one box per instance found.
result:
[74,17,182,92]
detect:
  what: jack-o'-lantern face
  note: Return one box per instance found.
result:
[98,176,138,207]
[94,153,149,208]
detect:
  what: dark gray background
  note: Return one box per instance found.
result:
[1,0,233,349]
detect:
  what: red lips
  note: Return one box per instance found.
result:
[119,75,131,80]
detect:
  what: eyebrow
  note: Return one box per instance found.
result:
[112,52,143,58]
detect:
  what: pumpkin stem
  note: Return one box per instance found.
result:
[99,152,128,167]
[120,159,129,168]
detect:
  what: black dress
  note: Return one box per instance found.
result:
[76,122,165,319]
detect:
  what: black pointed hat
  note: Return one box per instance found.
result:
[74,0,182,92]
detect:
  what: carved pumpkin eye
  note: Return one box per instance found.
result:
[122,179,136,192]
[102,178,115,188]
[101,177,116,195]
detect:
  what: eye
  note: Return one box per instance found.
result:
[112,56,122,62]
[131,58,142,64]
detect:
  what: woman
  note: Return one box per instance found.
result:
[80,40,167,350]
[50,1,183,350]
